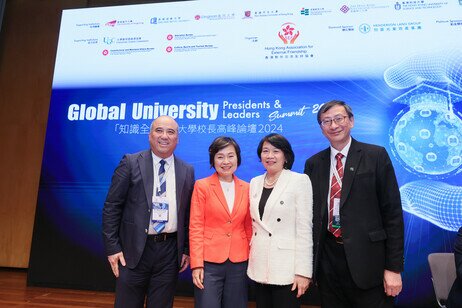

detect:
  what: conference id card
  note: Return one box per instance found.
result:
[152,196,169,222]
[332,198,341,228]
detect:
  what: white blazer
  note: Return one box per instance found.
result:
[247,169,313,285]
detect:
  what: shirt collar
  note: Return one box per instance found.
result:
[151,152,174,166]
[330,137,352,160]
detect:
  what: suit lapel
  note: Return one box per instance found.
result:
[341,139,361,206]
[232,177,244,217]
[174,156,185,211]
[139,150,154,210]
[210,173,231,216]
[319,148,331,219]
[261,169,290,224]
[252,175,264,221]
[251,175,272,233]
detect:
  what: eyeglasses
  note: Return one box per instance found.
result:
[320,115,349,127]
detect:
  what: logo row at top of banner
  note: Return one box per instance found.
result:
[52,0,462,88]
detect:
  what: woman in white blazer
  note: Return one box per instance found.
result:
[248,133,313,308]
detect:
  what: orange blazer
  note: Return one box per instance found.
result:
[189,173,252,269]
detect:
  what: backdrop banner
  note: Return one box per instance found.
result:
[28,1,462,306]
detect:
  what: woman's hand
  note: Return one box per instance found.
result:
[291,275,311,298]
[192,267,205,289]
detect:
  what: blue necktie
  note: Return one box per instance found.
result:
[157,159,166,197]
[153,159,167,233]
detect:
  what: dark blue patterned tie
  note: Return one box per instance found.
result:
[153,159,167,233]
[157,160,166,197]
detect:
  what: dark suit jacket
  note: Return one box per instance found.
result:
[304,138,404,289]
[102,149,195,269]
[447,227,462,308]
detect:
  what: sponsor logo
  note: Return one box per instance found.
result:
[278,23,300,44]
[105,19,144,27]
[101,48,155,56]
[169,45,218,53]
[243,11,252,18]
[150,16,186,24]
[166,46,173,53]
[395,1,449,10]
[340,5,350,13]
[105,20,117,27]
[194,13,235,21]
[252,10,293,17]
[359,23,371,33]
[102,37,148,45]
[372,21,423,32]
[340,3,390,13]
[103,37,116,45]
[167,33,217,41]
[300,7,332,16]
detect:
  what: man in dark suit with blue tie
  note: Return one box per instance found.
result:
[304,100,404,308]
[103,115,195,308]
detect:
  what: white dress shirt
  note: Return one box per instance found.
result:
[149,153,177,234]
[327,137,351,231]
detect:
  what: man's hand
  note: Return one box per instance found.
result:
[291,275,311,298]
[383,269,402,297]
[179,254,190,273]
[191,267,204,289]
[107,252,126,278]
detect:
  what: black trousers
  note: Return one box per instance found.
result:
[115,236,178,308]
[254,281,300,308]
[318,233,394,308]
[194,260,248,308]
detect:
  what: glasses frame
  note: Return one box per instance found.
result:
[320,115,349,127]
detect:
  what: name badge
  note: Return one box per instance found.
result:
[332,198,341,228]
[152,196,169,222]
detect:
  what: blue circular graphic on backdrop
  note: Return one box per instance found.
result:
[390,102,462,179]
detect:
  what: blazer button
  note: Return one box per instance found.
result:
[144,228,148,233]
[277,218,281,222]
[280,201,284,205]
[255,232,257,236]
[227,220,232,224]
[269,233,272,237]
[227,233,231,237]
[252,218,255,222]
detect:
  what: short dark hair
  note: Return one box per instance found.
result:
[317,100,354,124]
[209,136,241,169]
[257,133,294,170]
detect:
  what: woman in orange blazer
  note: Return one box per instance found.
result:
[190,136,252,308]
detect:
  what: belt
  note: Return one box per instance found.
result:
[147,232,177,242]
[326,231,343,244]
